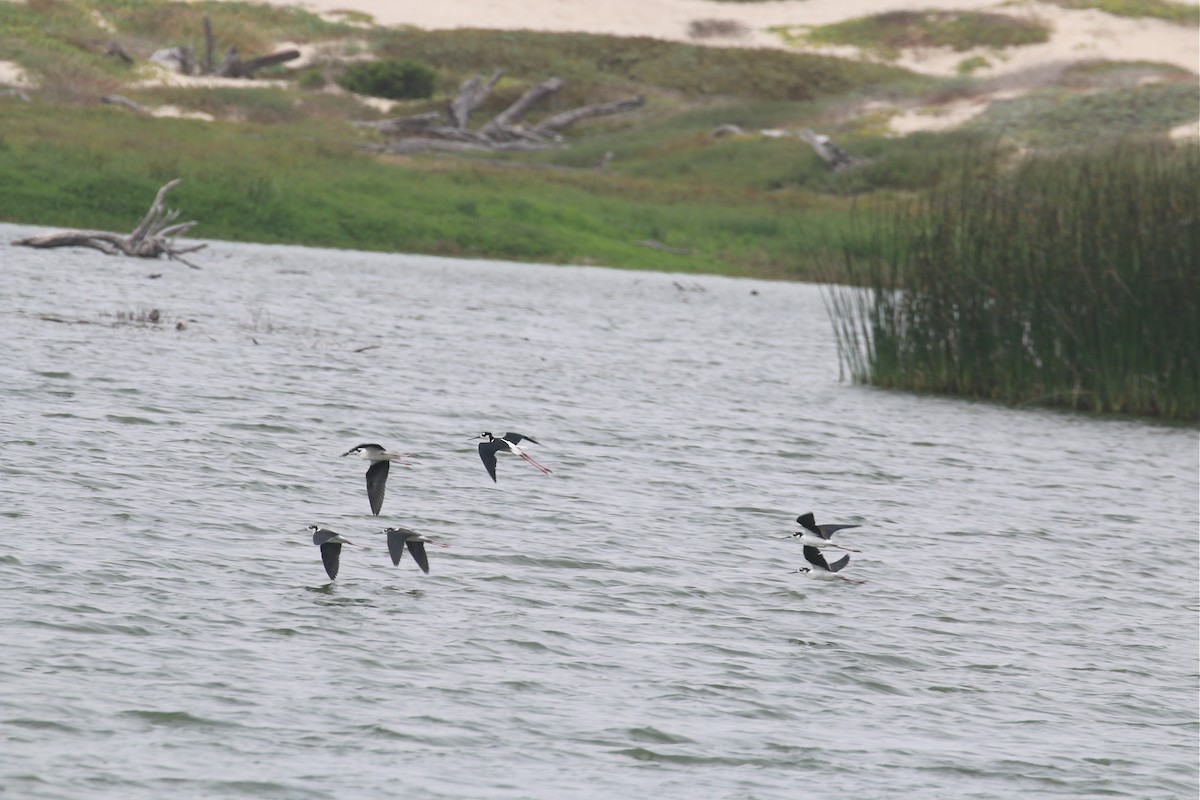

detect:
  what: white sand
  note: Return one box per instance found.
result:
[0,60,32,87]
[226,0,1197,136]
[4,0,1195,132]
[254,0,1199,77]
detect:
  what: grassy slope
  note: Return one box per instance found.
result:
[2,2,1193,278]
[2,0,1196,417]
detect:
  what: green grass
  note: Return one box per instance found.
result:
[824,140,1200,420]
[368,28,914,103]
[799,11,1051,58]
[967,82,1200,147]
[1042,0,1200,25]
[0,1,1195,417]
[0,99,878,280]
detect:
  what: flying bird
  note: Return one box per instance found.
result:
[472,432,552,482]
[381,526,446,574]
[798,544,866,585]
[790,511,861,553]
[309,524,352,580]
[341,443,409,515]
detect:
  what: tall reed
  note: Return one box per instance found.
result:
[824,140,1199,420]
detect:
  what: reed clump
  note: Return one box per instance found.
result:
[825,139,1199,420]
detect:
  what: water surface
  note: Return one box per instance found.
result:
[1,223,1196,799]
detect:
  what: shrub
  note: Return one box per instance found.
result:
[335,59,435,100]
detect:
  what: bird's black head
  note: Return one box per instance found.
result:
[306,524,320,533]
[797,567,811,574]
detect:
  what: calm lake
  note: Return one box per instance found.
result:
[2,222,1196,799]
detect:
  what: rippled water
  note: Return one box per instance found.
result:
[2,222,1197,799]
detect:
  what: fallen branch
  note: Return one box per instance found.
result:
[212,45,300,78]
[800,128,868,172]
[365,74,642,155]
[532,95,644,136]
[480,77,564,136]
[102,94,148,114]
[450,69,502,129]
[104,42,135,65]
[13,179,206,268]
[354,111,442,136]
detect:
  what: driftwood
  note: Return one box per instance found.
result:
[202,16,215,74]
[104,42,134,65]
[13,179,206,268]
[149,46,195,75]
[800,128,867,172]
[368,75,642,155]
[450,70,502,128]
[145,16,297,78]
[102,94,148,113]
[532,96,643,136]
[480,77,564,137]
[212,45,300,79]
[379,138,550,155]
[354,112,442,137]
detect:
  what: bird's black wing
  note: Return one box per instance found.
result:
[802,545,831,570]
[826,553,850,572]
[795,512,821,536]
[319,542,342,580]
[407,540,430,574]
[504,432,538,445]
[817,524,859,539]
[386,528,414,566]
[366,460,390,516]
[478,440,501,482]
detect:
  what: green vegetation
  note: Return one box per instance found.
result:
[0,1,1197,417]
[825,141,1200,420]
[966,82,1199,148]
[335,60,436,100]
[0,99,875,279]
[1042,0,1200,25]
[796,11,1051,58]
[366,28,911,103]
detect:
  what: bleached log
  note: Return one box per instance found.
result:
[104,42,134,65]
[149,46,194,74]
[13,179,206,267]
[202,15,214,74]
[102,94,147,113]
[383,137,551,155]
[354,112,443,137]
[532,95,643,135]
[212,46,299,78]
[450,69,501,128]
[480,77,563,135]
[800,128,867,172]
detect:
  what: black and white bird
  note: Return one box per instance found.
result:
[381,526,446,574]
[309,524,352,580]
[790,511,861,553]
[341,443,409,516]
[471,432,552,482]
[798,544,866,585]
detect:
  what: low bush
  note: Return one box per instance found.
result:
[335,59,436,100]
